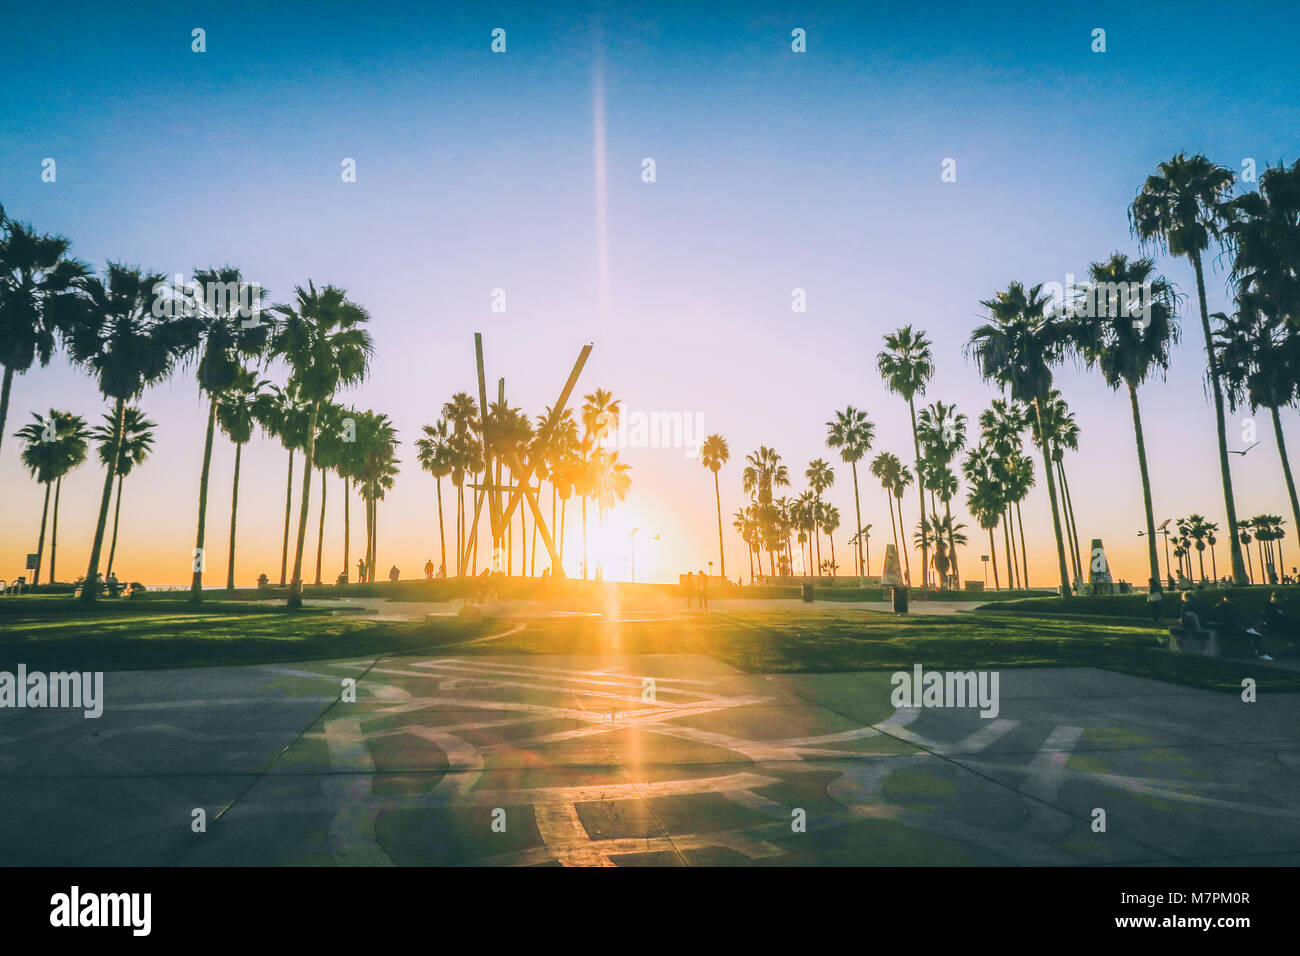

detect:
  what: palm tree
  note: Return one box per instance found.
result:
[698,433,730,578]
[1215,294,1300,556]
[967,282,1072,594]
[1066,252,1179,593]
[1238,518,1256,583]
[90,407,156,581]
[352,411,399,582]
[442,392,483,575]
[1130,153,1248,584]
[579,389,620,579]
[255,382,312,586]
[805,458,834,575]
[16,410,88,584]
[821,504,841,576]
[964,449,1004,590]
[1182,514,1213,582]
[877,326,934,588]
[310,401,350,586]
[269,282,374,607]
[0,210,86,459]
[416,419,453,577]
[826,406,875,576]
[870,452,903,576]
[892,464,914,586]
[177,267,272,602]
[917,400,967,586]
[1028,390,1083,582]
[61,264,189,601]
[216,368,268,590]
[742,446,790,578]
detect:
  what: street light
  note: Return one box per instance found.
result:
[847,524,873,578]
[627,529,660,583]
[1137,518,1173,588]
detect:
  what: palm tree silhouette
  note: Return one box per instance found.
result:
[1131,153,1248,584]
[917,400,967,587]
[826,407,875,576]
[699,434,730,579]
[90,407,156,582]
[61,264,188,601]
[805,458,834,576]
[269,282,373,606]
[179,266,272,602]
[1066,252,1178,592]
[16,410,88,584]
[964,445,1004,590]
[216,368,268,590]
[255,382,312,587]
[742,446,790,578]
[877,326,934,588]
[869,452,903,578]
[0,210,86,460]
[967,281,1072,595]
[416,418,453,576]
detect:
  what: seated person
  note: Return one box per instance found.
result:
[1179,590,1213,630]
[1209,596,1272,660]
[1262,592,1298,643]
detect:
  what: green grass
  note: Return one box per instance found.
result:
[973,584,1300,620]
[2,597,1294,694]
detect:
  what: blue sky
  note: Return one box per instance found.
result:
[3,1,1300,585]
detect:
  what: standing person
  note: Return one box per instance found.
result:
[698,570,708,612]
[356,558,365,583]
[1146,578,1163,623]
[388,565,400,583]
[424,558,435,580]
[684,573,694,610]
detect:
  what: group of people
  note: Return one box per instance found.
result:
[1175,589,1298,661]
[684,570,710,611]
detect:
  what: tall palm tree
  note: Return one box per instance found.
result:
[1066,252,1179,593]
[892,464,914,586]
[216,368,268,590]
[90,407,156,581]
[964,446,1004,590]
[1238,517,1256,583]
[805,458,834,576]
[416,418,453,577]
[269,282,374,607]
[821,504,841,576]
[310,401,349,586]
[1131,152,1248,584]
[870,452,903,576]
[353,410,399,582]
[179,267,272,602]
[1027,390,1083,582]
[0,210,86,459]
[742,446,790,578]
[16,410,88,584]
[255,382,312,587]
[966,281,1072,594]
[1182,513,1213,582]
[877,326,934,588]
[579,389,620,579]
[826,406,875,576]
[699,433,730,578]
[442,392,482,575]
[917,400,967,586]
[61,264,189,600]
[1215,294,1300,555]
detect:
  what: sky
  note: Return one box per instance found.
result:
[2,0,1300,588]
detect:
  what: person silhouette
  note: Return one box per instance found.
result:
[356,558,365,583]
[424,559,434,580]
[697,570,708,612]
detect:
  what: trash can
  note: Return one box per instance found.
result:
[801,583,814,603]
[892,585,909,614]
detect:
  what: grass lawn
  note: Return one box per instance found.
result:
[2,595,1295,694]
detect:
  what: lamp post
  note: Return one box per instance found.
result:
[1138,518,1173,589]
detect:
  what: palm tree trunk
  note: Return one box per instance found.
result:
[456,482,464,575]
[829,532,836,575]
[34,481,52,585]
[814,511,822,576]
[1057,457,1082,581]
[280,448,294,586]
[0,366,13,460]
[287,402,319,607]
[314,468,327,585]
[227,442,242,590]
[944,499,959,587]
[1015,501,1030,589]
[1268,405,1300,567]
[989,526,1001,589]
[896,496,911,586]
[1033,397,1072,595]
[51,477,62,584]
[908,398,928,588]
[80,398,125,602]
[436,478,447,576]
[1128,384,1162,593]
[0,366,15,460]
[581,496,588,579]
[1002,509,1016,589]
[1244,541,1254,584]
[1192,251,1248,584]
[886,491,899,572]
[850,461,863,576]
[714,470,726,578]
[342,476,350,583]
[372,498,379,581]
[189,398,218,602]
[560,497,567,566]
[1198,548,1207,583]
[106,473,124,578]
[1210,543,1218,581]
